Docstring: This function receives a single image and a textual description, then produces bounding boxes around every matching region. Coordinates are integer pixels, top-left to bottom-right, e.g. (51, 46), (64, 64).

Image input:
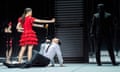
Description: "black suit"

(90, 12), (117, 65)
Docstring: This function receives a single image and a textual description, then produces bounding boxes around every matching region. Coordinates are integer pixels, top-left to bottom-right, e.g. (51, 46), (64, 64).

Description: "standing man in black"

(90, 4), (118, 66)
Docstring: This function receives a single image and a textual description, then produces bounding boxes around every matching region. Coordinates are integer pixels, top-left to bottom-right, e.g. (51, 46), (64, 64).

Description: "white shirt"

(40, 43), (50, 56)
(45, 43), (61, 58)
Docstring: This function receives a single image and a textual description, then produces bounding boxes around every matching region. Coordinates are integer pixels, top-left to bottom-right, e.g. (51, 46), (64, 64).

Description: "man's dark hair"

(58, 40), (61, 45)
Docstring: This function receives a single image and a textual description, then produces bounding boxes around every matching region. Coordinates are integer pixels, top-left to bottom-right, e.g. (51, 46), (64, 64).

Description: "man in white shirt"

(40, 39), (51, 56)
(45, 38), (64, 67)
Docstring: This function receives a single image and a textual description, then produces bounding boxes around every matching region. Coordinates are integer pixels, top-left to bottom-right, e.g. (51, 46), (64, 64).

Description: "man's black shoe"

(113, 63), (119, 66)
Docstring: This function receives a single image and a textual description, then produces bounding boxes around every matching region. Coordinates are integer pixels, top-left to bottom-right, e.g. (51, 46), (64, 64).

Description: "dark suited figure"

(90, 4), (118, 66)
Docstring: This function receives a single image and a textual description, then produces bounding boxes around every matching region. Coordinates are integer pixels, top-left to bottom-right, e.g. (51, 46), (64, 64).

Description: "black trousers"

(30, 50), (50, 67)
(4, 50), (50, 68)
(95, 34), (116, 65)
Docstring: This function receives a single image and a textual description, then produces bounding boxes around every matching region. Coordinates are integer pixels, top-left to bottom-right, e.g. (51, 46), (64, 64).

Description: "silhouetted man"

(90, 4), (118, 66)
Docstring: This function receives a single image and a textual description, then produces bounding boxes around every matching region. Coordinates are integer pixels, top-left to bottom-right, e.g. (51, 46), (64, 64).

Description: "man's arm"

(90, 15), (96, 37)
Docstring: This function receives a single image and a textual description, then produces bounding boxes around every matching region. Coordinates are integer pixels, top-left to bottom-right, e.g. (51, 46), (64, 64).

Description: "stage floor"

(0, 51), (120, 72)
(0, 63), (120, 72)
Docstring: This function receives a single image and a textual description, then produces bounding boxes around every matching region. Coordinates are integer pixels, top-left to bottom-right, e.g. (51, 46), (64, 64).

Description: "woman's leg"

(8, 47), (12, 61)
(6, 49), (9, 63)
(8, 39), (13, 62)
(18, 45), (27, 63)
(6, 47), (12, 63)
(6, 39), (9, 63)
(6, 41), (11, 63)
(27, 45), (33, 62)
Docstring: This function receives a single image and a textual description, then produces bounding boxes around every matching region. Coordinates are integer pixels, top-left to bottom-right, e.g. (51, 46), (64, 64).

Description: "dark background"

(0, 0), (55, 57)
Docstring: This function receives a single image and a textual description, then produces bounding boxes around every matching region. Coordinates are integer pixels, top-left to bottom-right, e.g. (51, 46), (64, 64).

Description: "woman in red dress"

(16, 8), (55, 63)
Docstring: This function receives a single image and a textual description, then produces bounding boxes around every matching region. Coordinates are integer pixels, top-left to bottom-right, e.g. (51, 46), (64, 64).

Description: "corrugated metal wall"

(55, 0), (88, 63)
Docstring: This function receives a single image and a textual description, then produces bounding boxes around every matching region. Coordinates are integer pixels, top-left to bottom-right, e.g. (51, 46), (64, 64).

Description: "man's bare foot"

(60, 64), (64, 67)
(50, 65), (55, 67)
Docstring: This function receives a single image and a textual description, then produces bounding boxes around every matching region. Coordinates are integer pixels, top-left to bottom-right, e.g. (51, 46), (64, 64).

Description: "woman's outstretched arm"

(33, 23), (44, 28)
(34, 18), (55, 23)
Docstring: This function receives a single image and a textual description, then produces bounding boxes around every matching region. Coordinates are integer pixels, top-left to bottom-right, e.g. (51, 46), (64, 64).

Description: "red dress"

(18, 16), (38, 46)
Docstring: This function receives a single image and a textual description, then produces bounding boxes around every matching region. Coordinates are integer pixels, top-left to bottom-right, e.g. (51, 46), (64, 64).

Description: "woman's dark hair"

(21, 8), (32, 24)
